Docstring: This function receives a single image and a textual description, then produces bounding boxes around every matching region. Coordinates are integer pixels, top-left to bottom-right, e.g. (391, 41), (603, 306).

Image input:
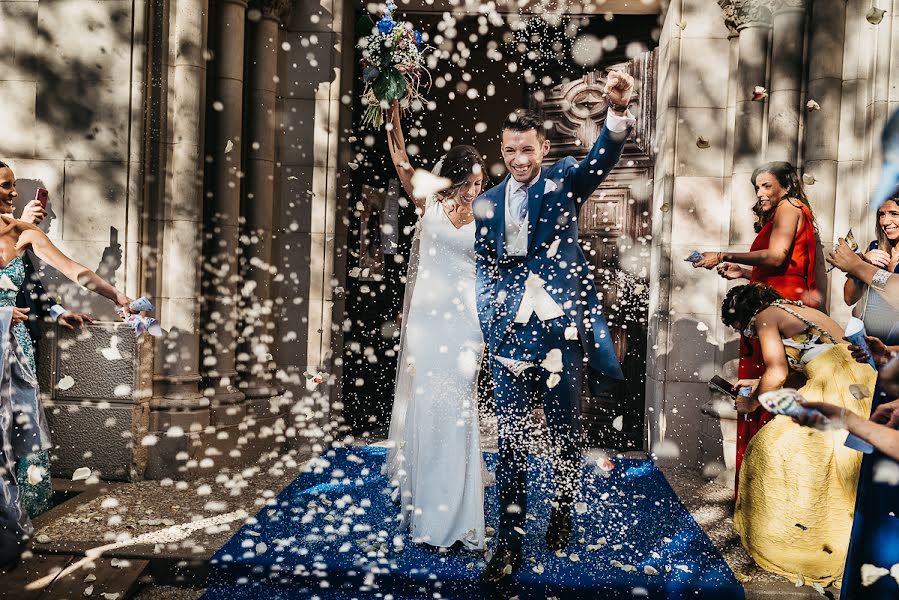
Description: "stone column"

(240, 0), (293, 402)
(803, 0), (845, 312)
(146, 0), (209, 477)
(765, 0), (808, 163)
(721, 0), (772, 246)
(202, 0), (247, 411)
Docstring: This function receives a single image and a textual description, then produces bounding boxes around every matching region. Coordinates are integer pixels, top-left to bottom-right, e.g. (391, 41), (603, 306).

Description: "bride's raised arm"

(11, 219), (133, 312)
(385, 101), (426, 213)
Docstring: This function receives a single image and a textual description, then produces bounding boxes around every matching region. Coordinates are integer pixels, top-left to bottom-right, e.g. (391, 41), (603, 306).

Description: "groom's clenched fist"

(604, 69), (635, 114)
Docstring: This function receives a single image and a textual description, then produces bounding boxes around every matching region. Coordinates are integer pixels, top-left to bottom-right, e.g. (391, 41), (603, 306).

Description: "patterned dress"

(1, 256), (52, 517)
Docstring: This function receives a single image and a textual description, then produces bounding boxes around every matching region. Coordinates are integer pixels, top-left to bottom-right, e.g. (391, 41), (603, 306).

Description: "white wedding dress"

(384, 196), (487, 550)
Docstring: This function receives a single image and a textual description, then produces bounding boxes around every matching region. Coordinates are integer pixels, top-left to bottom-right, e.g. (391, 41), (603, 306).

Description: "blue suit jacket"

(474, 124), (629, 393)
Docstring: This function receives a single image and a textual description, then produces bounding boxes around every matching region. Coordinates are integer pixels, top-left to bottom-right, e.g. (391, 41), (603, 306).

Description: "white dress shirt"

(504, 174), (540, 257)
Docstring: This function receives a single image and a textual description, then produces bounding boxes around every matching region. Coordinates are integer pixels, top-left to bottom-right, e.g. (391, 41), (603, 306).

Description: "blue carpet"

(203, 446), (744, 599)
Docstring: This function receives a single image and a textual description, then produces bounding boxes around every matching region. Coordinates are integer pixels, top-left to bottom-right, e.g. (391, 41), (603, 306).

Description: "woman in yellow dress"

(721, 283), (876, 586)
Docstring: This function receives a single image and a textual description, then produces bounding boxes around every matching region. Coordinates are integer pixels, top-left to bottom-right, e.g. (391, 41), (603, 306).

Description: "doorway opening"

(339, 10), (658, 451)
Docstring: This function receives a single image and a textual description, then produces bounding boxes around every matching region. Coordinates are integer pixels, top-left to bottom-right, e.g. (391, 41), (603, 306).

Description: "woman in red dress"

(693, 161), (819, 490)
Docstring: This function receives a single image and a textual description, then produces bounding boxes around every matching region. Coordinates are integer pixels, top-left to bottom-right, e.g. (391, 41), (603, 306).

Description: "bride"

(382, 101), (490, 550)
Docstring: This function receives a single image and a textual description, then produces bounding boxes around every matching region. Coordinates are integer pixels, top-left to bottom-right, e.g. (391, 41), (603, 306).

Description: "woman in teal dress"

(0, 161), (134, 532)
(5, 253), (53, 516)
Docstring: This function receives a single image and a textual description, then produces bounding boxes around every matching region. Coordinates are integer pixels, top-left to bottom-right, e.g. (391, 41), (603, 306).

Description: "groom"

(474, 70), (634, 583)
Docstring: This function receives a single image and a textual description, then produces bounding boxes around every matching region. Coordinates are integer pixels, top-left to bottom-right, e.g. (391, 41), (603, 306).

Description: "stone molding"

(718, 0), (773, 31)
(248, 0), (293, 24)
(762, 0), (809, 15)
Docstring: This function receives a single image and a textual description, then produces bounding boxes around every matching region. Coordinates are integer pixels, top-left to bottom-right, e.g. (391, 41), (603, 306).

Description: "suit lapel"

(494, 176), (510, 260)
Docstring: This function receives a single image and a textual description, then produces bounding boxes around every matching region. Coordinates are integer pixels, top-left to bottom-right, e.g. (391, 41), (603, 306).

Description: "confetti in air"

(410, 169), (452, 199)
(867, 7), (887, 25)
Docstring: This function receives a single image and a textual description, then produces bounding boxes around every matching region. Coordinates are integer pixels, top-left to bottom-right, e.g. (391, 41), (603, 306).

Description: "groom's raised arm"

(567, 69), (636, 207)
(568, 117), (632, 206)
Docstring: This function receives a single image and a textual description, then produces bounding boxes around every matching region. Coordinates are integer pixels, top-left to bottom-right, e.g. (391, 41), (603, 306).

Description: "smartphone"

(110, 226), (118, 246)
(35, 187), (48, 208)
(708, 375), (737, 398)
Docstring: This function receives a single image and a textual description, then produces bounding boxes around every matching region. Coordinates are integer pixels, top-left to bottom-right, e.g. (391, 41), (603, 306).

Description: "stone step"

(0, 554), (149, 600)
(746, 580), (838, 599)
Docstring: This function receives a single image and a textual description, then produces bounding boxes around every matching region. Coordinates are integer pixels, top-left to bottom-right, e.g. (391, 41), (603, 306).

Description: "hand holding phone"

(35, 187), (48, 209)
(708, 375), (737, 398)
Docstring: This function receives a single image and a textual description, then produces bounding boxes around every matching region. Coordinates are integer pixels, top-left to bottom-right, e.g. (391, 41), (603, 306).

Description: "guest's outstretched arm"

(694, 202), (802, 270)
(17, 224), (132, 311)
(797, 401), (899, 462)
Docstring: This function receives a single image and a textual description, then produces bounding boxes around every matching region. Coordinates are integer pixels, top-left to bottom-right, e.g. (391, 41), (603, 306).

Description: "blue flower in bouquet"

(414, 30), (422, 46)
(362, 66), (380, 83)
(386, 1), (397, 12)
(377, 15), (394, 34)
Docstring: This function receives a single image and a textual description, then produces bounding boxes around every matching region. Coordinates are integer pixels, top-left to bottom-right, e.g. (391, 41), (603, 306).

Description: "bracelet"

(871, 268), (892, 291)
(607, 100), (630, 114)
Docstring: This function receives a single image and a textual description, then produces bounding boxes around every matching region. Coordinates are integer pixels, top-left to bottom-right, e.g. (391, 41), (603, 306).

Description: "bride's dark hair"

(437, 145), (489, 201)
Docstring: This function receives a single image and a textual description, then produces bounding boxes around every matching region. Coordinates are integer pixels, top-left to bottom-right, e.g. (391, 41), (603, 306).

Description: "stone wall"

(647, 0), (736, 473)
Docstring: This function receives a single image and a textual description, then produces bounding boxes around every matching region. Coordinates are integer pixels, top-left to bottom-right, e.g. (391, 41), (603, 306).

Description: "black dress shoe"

(545, 506), (572, 552)
(480, 547), (522, 585)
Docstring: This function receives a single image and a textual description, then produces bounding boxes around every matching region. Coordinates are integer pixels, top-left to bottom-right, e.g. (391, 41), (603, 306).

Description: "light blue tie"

(515, 182), (530, 224)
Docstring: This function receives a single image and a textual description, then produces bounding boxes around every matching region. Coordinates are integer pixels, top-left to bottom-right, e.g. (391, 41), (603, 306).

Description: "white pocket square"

(514, 273), (565, 323)
(543, 180), (558, 194)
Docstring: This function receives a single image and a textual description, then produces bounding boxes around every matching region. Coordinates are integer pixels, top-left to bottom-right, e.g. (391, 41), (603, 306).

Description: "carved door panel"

(533, 51), (656, 450)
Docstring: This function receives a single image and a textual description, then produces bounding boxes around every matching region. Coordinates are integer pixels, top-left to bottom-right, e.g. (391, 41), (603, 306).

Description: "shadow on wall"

(5, 2), (135, 159)
(652, 315), (741, 471)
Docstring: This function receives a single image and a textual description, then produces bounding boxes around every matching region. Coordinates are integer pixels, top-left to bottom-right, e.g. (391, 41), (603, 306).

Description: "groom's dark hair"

(501, 109), (547, 141)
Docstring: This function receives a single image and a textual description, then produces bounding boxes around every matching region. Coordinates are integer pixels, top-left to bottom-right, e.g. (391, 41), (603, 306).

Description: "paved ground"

(5, 415), (838, 598)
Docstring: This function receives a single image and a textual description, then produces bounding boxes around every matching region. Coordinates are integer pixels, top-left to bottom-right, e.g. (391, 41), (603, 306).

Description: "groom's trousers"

(492, 315), (584, 551)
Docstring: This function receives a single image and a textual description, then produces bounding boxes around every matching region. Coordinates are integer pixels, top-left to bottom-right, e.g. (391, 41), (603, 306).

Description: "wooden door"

(533, 51), (656, 450)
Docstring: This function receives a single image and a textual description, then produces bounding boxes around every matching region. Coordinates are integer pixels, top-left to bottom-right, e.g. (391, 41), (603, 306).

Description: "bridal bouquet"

(358, 2), (430, 129)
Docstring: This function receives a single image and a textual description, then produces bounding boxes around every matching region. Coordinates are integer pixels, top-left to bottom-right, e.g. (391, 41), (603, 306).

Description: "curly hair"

(436, 145), (489, 201)
(721, 283), (784, 330)
(751, 162), (812, 233)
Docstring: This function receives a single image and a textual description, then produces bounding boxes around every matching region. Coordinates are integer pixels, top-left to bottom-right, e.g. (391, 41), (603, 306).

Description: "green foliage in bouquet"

(357, 5), (430, 130)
